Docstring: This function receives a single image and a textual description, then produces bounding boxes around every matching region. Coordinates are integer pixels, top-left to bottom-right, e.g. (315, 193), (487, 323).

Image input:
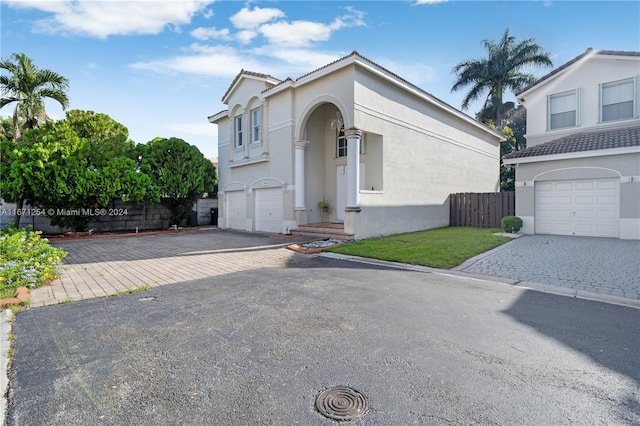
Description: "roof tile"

(503, 125), (640, 160)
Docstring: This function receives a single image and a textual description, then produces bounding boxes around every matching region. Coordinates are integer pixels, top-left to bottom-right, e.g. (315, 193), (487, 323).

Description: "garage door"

(255, 187), (283, 233)
(535, 178), (619, 237)
(226, 191), (246, 230)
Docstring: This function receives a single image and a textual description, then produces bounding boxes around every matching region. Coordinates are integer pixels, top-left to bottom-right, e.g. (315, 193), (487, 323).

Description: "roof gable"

(221, 70), (281, 104)
(517, 48), (640, 99)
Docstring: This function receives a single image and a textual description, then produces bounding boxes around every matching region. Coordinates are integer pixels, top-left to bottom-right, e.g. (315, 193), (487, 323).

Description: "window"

(602, 79), (634, 122)
(549, 91), (577, 130)
(336, 127), (365, 157)
(336, 126), (347, 157)
(250, 108), (261, 143)
(234, 115), (243, 148)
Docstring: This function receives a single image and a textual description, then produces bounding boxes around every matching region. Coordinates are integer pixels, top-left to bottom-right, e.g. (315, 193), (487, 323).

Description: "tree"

(0, 110), (159, 231)
(141, 137), (217, 226)
(0, 53), (70, 226)
(451, 28), (552, 128)
(0, 53), (70, 142)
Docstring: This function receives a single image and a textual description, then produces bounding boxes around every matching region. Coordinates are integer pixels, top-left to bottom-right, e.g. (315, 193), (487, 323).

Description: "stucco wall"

(353, 69), (501, 209)
(523, 54), (640, 146)
(513, 153), (640, 239)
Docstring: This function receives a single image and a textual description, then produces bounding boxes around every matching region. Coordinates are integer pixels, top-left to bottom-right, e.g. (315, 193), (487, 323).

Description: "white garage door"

(255, 187), (283, 233)
(535, 178), (619, 238)
(226, 191), (246, 230)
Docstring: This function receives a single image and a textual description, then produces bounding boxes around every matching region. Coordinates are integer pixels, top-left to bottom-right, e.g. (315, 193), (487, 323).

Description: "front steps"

(293, 222), (354, 240)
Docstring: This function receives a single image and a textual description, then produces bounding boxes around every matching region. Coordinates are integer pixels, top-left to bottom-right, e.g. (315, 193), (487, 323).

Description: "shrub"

(0, 226), (67, 295)
(501, 216), (523, 233)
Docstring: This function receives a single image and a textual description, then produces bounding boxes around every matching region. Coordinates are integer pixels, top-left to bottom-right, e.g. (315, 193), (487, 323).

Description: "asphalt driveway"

(4, 231), (640, 425)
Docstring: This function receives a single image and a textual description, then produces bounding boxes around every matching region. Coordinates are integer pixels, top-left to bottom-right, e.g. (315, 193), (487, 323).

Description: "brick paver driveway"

(454, 234), (640, 300)
(32, 229), (311, 307)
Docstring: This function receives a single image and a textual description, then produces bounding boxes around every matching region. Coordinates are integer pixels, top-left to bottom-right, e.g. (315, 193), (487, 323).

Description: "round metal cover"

(315, 386), (369, 421)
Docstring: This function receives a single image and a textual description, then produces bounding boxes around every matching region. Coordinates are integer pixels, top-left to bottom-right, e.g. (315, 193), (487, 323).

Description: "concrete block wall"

(1, 198), (218, 234)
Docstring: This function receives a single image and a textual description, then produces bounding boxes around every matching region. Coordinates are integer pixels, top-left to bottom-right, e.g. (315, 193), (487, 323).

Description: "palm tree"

(0, 52), (70, 226)
(451, 28), (552, 128)
(0, 52), (70, 142)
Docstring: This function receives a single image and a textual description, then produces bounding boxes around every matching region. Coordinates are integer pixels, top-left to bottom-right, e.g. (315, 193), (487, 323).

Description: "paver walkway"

(32, 229), (311, 307)
(454, 234), (640, 300)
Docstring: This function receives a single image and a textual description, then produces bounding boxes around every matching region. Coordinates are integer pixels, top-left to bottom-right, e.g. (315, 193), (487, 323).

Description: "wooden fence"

(449, 192), (515, 228)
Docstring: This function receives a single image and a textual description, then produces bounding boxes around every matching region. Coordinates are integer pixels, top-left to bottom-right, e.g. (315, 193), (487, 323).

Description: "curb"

(1, 309), (13, 426)
(319, 252), (640, 310)
(0, 287), (30, 308)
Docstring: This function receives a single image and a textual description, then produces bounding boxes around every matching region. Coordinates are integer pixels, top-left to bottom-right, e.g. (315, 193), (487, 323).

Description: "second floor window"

(549, 90), (577, 130)
(234, 115), (243, 148)
(251, 108), (261, 143)
(602, 79), (634, 122)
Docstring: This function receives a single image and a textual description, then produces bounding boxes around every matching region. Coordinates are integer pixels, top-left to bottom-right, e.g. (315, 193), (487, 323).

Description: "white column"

(294, 140), (309, 210)
(345, 128), (363, 209)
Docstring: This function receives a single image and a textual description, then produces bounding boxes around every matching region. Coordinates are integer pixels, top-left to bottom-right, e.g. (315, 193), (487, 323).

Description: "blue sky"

(1, 1), (638, 159)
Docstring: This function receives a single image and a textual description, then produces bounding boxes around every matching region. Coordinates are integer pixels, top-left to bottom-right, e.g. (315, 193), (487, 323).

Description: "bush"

(501, 216), (523, 233)
(0, 226), (67, 295)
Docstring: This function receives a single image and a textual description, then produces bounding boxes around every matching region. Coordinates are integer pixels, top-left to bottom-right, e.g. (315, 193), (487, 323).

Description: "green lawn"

(326, 227), (512, 269)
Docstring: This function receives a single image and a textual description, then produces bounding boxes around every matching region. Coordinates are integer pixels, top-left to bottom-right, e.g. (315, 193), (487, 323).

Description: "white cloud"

(229, 6), (285, 30)
(259, 7), (365, 47)
(191, 26), (232, 41)
(236, 30), (258, 45)
(260, 20), (332, 47)
(251, 47), (341, 70)
(4, 0), (215, 38)
(129, 44), (264, 78)
(414, 0), (448, 4)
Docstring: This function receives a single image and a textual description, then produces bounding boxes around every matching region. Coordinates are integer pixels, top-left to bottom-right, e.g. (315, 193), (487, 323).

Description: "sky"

(1, 1), (639, 159)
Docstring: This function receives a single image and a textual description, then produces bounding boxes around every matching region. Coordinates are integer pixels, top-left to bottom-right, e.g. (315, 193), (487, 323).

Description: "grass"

(326, 227), (512, 269)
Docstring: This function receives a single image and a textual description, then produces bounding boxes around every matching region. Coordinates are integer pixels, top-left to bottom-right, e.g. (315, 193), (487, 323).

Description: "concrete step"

(293, 224), (353, 240)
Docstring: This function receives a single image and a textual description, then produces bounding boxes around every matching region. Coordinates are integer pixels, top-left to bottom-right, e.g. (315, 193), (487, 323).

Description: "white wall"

(522, 53), (640, 146)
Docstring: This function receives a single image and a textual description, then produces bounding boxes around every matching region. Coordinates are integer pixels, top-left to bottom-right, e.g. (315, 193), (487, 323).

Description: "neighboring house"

(209, 51), (503, 240)
(503, 49), (640, 240)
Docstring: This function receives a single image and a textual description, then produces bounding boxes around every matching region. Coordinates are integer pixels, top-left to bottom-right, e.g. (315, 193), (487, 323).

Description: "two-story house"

(209, 51), (504, 240)
(503, 49), (640, 240)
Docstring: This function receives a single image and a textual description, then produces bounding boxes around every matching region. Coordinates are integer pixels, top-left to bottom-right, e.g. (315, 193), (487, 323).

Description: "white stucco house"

(503, 49), (640, 240)
(209, 51), (504, 240)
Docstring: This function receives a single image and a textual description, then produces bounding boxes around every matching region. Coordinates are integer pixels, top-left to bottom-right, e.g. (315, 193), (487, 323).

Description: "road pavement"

(6, 255), (639, 425)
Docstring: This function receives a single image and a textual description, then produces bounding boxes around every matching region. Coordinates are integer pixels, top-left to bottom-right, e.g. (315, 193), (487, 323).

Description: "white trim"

(268, 119), (295, 133)
(547, 89), (579, 131)
(222, 73), (280, 104)
(356, 103), (499, 159)
(222, 181), (247, 192)
(229, 154), (269, 168)
(296, 94), (351, 140)
(503, 146), (640, 165)
(264, 54), (504, 141)
(250, 177), (286, 189)
(208, 110), (228, 123)
(532, 166), (623, 181)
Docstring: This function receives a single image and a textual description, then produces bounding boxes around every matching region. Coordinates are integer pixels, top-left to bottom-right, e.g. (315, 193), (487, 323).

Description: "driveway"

(454, 234), (640, 302)
(30, 229), (314, 307)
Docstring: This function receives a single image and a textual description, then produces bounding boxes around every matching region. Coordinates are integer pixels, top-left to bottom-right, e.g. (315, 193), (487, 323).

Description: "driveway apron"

(454, 234), (640, 300)
(32, 229), (311, 307)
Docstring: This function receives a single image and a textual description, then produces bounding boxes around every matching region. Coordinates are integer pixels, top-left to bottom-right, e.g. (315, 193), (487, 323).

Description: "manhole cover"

(315, 386), (369, 422)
